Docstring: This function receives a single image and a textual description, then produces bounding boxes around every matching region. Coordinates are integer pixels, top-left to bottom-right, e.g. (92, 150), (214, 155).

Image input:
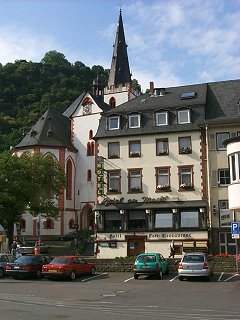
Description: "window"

(179, 136), (192, 154)
(178, 109), (190, 124)
(108, 142), (120, 158)
(89, 130), (93, 139)
(156, 167), (170, 191)
(69, 219), (75, 229)
(179, 166), (194, 190)
(219, 200), (232, 227)
(181, 211), (199, 228)
(128, 114), (141, 128)
(107, 170), (121, 193)
(104, 211), (122, 230)
(109, 97), (116, 108)
(181, 92), (197, 99)
(128, 210), (147, 230)
(87, 169), (92, 181)
(229, 153), (240, 182)
(216, 132), (229, 150)
(108, 116), (120, 130)
(44, 218), (54, 229)
(20, 219), (26, 230)
(156, 138), (169, 155)
(87, 141), (94, 156)
(156, 112), (168, 126)
(129, 140), (141, 157)
(218, 169), (230, 186)
(66, 160), (72, 200)
(128, 169), (142, 193)
(155, 212), (173, 228)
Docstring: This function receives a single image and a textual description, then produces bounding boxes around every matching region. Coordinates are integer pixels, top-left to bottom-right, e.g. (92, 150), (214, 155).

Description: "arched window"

(66, 159), (72, 200)
(87, 169), (92, 181)
(20, 219), (26, 230)
(89, 130), (93, 139)
(87, 142), (94, 156)
(44, 218), (54, 229)
(69, 218), (75, 229)
(109, 97), (116, 108)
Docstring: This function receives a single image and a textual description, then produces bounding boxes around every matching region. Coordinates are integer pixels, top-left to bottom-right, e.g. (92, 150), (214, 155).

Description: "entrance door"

(127, 236), (145, 257)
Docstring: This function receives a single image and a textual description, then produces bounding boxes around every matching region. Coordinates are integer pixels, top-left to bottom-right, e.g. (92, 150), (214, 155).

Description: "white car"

(178, 252), (213, 281)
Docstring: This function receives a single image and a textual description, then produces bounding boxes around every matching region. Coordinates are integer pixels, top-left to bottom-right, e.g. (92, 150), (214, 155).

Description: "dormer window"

(178, 109), (190, 124)
(108, 116), (120, 130)
(129, 114), (141, 128)
(156, 111), (168, 126)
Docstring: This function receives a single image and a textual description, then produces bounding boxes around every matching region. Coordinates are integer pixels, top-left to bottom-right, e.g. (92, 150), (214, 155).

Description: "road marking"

(124, 276), (134, 282)
(218, 272), (224, 282)
(224, 274), (239, 282)
(170, 275), (179, 282)
(81, 272), (108, 282)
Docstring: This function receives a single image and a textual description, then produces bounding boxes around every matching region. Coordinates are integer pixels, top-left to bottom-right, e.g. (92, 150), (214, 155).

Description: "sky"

(0, 0), (239, 92)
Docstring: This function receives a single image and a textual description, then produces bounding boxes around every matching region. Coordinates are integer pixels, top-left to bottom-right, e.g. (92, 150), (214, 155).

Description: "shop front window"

(155, 212), (173, 228)
(104, 211), (122, 230)
(128, 211), (147, 230)
(181, 210), (199, 228)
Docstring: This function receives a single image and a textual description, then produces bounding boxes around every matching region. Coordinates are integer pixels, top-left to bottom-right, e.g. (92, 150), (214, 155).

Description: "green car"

(133, 253), (169, 280)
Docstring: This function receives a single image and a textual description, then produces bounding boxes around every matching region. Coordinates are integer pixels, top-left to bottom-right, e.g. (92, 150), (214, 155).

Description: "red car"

(42, 256), (96, 280)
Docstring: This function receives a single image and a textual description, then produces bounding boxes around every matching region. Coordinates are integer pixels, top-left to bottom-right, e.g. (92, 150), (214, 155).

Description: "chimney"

(149, 82), (154, 94)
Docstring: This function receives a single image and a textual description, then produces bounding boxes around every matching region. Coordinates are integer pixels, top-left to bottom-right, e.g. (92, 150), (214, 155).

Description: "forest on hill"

(0, 50), (141, 152)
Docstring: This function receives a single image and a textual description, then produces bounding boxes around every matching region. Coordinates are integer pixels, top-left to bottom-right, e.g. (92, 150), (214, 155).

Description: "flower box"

(180, 147), (192, 154)
(159, 149), (168, 155)
(157, 184), (170, 190)
(180, 183), (192, 189)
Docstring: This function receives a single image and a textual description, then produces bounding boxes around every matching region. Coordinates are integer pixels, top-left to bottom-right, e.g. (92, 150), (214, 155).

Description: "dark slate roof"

(107, 10), (131, 87)
(63, 92), (111, 118)
(15, 109), (76, 150)
(94, 83), (207, 139)
(205, 79), (240, 125)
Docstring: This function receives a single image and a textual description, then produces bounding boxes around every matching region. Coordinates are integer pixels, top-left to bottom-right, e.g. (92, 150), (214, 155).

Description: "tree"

(0, 151), (66, 246)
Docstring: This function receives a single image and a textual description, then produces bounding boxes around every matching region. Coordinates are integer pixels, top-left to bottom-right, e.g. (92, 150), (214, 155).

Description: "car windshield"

(21, 242), (35, 247)
(51, 257), (70, 264)
(136, 255), (156, 263)
(183, 255), (204, 263)
(15, 256), (37, 263)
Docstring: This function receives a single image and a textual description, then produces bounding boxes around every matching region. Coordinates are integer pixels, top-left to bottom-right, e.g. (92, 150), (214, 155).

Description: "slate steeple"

(104, 10), (136, 107)
(108, 10), (131, 87)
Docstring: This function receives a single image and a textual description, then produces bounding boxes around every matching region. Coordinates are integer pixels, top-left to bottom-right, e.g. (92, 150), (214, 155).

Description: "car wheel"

(157, 269), (163, 280)
(134, 273), (138, 279)
(91, 267), (96, 275)
(179, 276), (183, 281)
(69, 271), (76, 280)
(0, 268), (4, 278)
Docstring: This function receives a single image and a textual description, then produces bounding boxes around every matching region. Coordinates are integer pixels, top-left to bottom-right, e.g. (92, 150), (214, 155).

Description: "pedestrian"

(16, 242), (22, 258)
(11, 240), (17, 257)
(169, 240), (175, 258)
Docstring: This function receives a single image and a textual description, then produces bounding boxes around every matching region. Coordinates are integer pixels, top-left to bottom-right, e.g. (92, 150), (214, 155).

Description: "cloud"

(0, 26), (60, 65)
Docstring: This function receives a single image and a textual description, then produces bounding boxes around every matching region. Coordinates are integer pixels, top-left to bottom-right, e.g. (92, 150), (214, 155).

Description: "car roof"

(184, 252), (206, 255)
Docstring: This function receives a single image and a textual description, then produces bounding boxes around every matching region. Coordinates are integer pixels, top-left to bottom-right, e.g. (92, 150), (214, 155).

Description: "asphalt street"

(0, 272), (239, 320)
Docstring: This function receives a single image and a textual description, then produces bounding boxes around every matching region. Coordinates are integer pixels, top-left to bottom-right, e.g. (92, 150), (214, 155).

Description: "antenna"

(118, 0), (123, 12)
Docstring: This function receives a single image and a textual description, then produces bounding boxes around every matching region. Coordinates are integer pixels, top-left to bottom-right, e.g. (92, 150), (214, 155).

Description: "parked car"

(42, 255), (96, 280)
(19, 241), (49, 254)
(58, 231), (81, 241)
(0, 253), (16, 278)
(133, 253), (169, 280)
(178, 252), (213, 281)
(5, 254), (53, 279)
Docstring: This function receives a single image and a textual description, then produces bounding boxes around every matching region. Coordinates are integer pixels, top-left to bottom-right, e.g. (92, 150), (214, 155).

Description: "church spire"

(107, 10), (131, 87)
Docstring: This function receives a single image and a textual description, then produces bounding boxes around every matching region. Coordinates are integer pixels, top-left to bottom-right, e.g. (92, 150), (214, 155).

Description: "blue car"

(133, 253), (169, 280)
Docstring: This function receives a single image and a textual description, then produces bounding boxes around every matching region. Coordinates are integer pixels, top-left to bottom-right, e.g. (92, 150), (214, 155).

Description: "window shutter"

(211, 170), (218, 187)
(209, 134), (216, 150)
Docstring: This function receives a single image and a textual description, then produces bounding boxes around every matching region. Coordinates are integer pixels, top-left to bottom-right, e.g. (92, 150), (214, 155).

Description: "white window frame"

(178, 109), (190, 124)
(156, 112), (168, 126)
(108, 116), (120, 130)
(218, 169), (230, 186)
(129, 114), (141, 128)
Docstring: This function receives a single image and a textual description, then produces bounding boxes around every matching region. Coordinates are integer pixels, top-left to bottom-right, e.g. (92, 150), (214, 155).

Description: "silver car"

(178, 252), (213, 281)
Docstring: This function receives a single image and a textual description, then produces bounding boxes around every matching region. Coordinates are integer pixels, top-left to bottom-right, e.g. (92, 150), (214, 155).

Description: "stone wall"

(86, 256), (238, 273)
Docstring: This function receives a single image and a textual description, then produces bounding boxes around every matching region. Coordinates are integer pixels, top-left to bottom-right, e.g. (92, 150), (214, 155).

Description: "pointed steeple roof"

(107, 10), (131, 87)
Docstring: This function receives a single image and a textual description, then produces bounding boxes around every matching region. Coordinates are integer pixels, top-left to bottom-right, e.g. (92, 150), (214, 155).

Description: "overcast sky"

(0, 0), (239, 91)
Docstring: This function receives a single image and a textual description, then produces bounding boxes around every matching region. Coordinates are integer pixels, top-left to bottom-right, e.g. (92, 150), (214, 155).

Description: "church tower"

(104, 10), (137, 107)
